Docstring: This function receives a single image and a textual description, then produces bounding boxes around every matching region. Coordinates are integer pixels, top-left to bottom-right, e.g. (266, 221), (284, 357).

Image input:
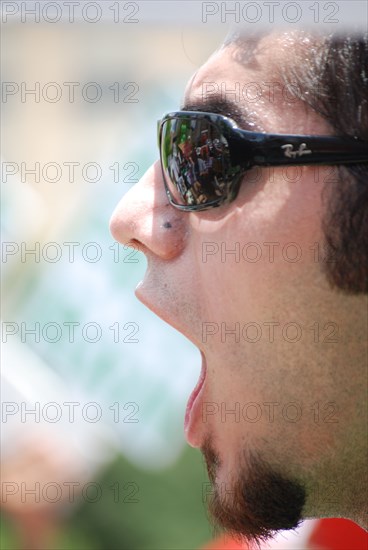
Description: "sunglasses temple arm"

(232, 132), (368, 169)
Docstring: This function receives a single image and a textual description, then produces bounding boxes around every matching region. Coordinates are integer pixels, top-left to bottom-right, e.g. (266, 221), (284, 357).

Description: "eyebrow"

(180, 97), (264, 133)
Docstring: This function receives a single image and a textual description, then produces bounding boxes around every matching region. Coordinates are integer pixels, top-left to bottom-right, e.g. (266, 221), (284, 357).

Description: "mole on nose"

(163, 221), (172, 228)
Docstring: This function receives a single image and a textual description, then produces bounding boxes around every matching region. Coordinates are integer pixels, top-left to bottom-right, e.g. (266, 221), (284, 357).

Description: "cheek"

(191, 168), (325, 321)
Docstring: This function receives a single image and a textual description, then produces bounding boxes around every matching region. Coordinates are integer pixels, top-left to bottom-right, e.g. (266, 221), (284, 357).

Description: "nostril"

(108, 159), (188, 260)
(128, 238), (142, 250)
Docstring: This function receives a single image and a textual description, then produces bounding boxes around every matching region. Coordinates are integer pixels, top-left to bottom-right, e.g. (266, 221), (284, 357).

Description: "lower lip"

(184, 352), (206, 448)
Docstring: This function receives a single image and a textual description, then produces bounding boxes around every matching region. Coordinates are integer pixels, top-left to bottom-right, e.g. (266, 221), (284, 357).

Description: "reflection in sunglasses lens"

(162, 117), (230, 206)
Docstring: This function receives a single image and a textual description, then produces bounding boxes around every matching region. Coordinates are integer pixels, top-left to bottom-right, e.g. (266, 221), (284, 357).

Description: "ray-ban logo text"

(281, 143), (312, 158)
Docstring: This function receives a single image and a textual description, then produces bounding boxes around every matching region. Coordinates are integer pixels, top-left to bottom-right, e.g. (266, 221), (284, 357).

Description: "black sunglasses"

(157, 110), (368, 211)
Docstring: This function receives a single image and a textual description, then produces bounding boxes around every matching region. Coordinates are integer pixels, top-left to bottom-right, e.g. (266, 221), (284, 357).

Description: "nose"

(109, 160), (188, 260)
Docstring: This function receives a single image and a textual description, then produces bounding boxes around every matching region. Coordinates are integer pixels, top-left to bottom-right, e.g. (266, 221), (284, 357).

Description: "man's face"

(110, 32), (367, 540)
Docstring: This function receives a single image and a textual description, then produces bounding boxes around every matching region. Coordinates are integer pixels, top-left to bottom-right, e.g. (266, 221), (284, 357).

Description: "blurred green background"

(1, 9), (226, 550)
(1, 448), (214, 549)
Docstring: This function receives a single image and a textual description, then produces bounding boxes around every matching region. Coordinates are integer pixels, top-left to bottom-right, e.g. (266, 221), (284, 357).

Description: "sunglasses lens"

(160, 116), (230, 207)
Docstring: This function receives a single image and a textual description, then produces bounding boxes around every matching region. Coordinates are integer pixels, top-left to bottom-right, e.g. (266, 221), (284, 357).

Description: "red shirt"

(202, 518), (368, 550)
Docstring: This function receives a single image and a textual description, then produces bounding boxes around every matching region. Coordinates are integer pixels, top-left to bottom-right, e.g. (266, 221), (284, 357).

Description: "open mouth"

(134, 281), (207, 447)
(184, 351), (207, 448)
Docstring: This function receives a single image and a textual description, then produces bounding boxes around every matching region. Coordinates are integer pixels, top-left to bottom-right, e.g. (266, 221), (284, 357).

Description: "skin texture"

(110, 31), (368, 540)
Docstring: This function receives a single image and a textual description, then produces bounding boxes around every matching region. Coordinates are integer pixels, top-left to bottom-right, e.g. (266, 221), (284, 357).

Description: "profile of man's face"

(110, 30), (367, 542)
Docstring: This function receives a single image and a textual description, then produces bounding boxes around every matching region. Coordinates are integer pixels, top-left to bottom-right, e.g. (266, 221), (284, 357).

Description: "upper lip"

(135, 282), (204, 352)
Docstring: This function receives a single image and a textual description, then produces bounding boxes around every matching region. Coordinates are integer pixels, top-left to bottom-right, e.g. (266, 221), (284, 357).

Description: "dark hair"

(282, 33), (368, 294)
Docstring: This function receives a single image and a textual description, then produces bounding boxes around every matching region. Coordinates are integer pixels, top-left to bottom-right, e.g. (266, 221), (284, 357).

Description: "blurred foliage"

(1, 446), (213, 550)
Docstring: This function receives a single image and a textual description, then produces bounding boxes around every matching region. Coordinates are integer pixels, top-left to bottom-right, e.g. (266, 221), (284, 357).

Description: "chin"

(201, 437), (306, 544)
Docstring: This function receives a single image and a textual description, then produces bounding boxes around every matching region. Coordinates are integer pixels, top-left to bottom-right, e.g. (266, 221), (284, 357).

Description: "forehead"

(188, 33), (287, 84)
(183, 31), (321, 135)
